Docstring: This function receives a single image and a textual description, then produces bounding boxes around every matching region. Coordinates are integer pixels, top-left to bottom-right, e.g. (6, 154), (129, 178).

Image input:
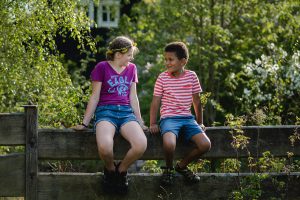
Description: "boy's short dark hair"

(164, 42), (189, 60)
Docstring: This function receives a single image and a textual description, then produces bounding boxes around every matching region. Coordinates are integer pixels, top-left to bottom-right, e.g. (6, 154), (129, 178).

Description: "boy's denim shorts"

(94, 105), (138, 134)
(159, 115), (204, 142)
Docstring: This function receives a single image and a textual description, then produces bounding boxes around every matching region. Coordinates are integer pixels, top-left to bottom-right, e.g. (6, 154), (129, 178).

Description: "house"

(57, 0), (140, 76)
(88, 0), (121, 28)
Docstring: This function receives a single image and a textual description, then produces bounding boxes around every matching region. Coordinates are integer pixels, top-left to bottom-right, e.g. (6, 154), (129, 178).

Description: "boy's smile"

(164, 52), (187, 77)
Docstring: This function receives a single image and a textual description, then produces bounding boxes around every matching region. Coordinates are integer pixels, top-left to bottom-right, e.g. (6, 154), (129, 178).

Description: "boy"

(149, 42), (211, 185)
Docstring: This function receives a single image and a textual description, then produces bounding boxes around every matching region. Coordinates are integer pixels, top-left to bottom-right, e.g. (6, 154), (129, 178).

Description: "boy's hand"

(150, 124), (160, 134)
(71, 124), (88, 131)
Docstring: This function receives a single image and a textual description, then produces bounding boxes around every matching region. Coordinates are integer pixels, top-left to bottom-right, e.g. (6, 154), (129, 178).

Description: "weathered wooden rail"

(0, 106), (300, 199)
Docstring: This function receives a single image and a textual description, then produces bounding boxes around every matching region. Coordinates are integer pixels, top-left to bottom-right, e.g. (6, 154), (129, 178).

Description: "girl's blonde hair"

(106, 36), (138, 61)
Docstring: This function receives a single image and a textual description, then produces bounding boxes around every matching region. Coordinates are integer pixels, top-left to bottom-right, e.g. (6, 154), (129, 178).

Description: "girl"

(73, 36), (147, 194)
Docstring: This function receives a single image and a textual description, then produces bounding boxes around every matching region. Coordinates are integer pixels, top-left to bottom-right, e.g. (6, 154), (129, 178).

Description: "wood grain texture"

(38, 126), (300, 160)
(38, 172), (300, 200)
(25, 106), (38, 200)
(0, 153), (25, 196)
(0, 113), (25, 145)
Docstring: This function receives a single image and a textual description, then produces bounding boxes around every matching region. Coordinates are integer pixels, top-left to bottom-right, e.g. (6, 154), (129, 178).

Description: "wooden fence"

(0, 106), (300, 200)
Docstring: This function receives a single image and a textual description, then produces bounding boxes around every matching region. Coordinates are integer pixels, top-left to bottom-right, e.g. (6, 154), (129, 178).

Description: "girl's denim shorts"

(159, 115), (204, 142)
(94, 105), (138, 134)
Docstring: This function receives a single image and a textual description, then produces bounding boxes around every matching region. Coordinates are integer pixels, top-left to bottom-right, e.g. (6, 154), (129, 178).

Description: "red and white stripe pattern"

(154, 70), (202, 118)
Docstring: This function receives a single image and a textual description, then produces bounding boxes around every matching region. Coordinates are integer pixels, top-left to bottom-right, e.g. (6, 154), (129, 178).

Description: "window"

(88, 0), (120, 28)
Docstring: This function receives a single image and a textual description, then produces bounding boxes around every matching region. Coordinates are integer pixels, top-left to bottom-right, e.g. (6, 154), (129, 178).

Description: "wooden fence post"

(24, 105), (38, 200)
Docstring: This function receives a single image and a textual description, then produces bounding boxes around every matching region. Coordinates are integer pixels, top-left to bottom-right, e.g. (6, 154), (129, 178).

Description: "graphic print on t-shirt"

(107, 75), (130, 96)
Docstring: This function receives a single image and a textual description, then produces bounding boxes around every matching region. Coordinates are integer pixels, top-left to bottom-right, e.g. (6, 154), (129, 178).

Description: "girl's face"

(118, 48), (134, 67)
(164, 52), (186, 76)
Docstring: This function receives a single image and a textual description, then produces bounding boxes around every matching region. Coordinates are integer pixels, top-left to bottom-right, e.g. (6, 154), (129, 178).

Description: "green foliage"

(224, 113), (300, 199)
(289, 121), (300, 147)
(230, 174), (268, 200)
(188, 159), (211, 173)
(247, 108), (267, 126)
(117, 0), (300, 125)
(256, 151), (286, 173)
(142, 159), (211, 173)
(0, 146), (24, 155)
(142, 160), (162, 173)
(220, 159), (241, 173)
(229, 45), (300, 125)
(0, 0), (95, 127)
(225, 114), (249, 151)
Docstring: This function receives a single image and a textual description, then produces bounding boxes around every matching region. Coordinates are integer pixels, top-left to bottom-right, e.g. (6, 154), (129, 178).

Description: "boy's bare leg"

(96, 121), (116, 171)
(118, 121), (147, 172)
(177, 132), (211, 168)
(163, 132), (177, 167)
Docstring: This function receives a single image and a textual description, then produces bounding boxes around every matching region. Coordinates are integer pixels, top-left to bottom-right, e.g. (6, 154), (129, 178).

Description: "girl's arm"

(149, 95), (161, 134)
(129, 82), (144, 126)
(73, 81), (102, 130)
(192, 93), (203, 125)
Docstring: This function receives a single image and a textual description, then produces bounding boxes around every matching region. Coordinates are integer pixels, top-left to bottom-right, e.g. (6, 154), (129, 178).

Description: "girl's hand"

(200, 124), (206, 131)
(141, 124), (149, 132)
(71, 124), (88, 131)
(138, 121), (149, 132)
(150, 124), (160, 134)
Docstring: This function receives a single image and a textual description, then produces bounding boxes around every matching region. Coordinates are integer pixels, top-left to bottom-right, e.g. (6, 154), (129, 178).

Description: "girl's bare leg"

(118, 121), (147, 172)
(96, 121), (116, 171)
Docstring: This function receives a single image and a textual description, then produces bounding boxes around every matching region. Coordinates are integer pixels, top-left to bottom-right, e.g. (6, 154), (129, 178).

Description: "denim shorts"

(159, 115), (204, 142)
(94, 105), (138, 134)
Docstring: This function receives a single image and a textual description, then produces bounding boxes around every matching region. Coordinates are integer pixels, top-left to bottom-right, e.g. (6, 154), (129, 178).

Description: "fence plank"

(207, 126), (300, 158)
(0, 113), (25, 145)
(25, 106), (38, 200)
(38, 172), (300, 200)
(38, 126), (300, 160)
(0, 153), (25, 196)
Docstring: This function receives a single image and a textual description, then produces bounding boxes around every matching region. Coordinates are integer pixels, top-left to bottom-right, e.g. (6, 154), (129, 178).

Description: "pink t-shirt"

(153, 70), (202, 119)
(91, 61), (138, 106)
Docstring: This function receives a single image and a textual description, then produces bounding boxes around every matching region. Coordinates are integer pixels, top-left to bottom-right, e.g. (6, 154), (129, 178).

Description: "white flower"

(282, 50), (288, 59)
(271, 64), (279, 72)
(268, 43), (275, 50)
(244, 64), (253, 75)
(243, 88), (251, 96)
(145, 62), (154, 70)
(229, 72), (235, 79)
(255, 59), (261, 66)
(156, 54), (163, 62)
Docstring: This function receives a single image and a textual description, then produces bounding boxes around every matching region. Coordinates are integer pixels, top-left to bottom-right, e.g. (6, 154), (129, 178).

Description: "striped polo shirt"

(153, 70), (202, 119)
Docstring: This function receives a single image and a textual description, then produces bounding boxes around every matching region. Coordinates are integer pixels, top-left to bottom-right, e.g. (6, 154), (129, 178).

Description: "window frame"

(88, 0), (120, 28)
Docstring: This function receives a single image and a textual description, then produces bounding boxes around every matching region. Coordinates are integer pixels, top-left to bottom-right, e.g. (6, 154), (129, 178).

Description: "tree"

(117, 0), (300, 125)
(0, 0), (96, 127)
(230, 44), (300, 124)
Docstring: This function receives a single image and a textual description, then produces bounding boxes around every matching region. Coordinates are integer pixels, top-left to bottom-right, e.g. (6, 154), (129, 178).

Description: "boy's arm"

(149, 95), (161, 134)
(192, 93), (204, 125)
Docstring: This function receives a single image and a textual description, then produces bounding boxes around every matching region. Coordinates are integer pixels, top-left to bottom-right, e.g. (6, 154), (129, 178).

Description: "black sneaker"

(102, 168), (116, 193)
(160, 166), (175, 186)
(115, 163), (129, 194)
(175, 163), (200, 183)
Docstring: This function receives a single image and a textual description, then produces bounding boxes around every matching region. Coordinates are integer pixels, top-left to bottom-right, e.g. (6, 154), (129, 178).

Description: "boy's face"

(164, 52), (187, 76)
